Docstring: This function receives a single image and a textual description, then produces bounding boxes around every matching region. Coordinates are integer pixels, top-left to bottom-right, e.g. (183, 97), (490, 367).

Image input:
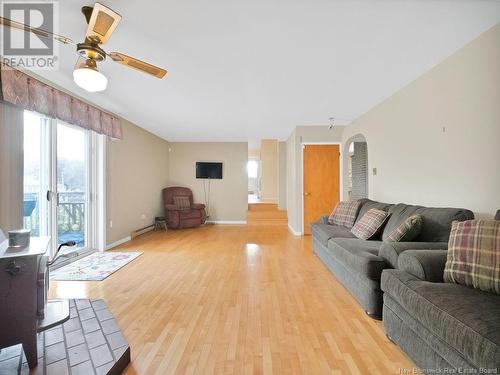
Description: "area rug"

(50, 251), (142, 281)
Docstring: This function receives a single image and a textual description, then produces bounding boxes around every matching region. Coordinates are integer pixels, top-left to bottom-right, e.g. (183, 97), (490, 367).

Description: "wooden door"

(303, 145), (340, 235)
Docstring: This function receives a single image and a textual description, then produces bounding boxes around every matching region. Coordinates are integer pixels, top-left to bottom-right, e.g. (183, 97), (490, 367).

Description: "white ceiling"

(21, 0), (500, 142)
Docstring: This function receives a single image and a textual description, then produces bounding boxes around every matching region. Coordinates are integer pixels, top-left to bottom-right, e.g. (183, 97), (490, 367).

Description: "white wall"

(168, 142), (248, 222)
(260, 139), (278, 202)
(342, 23), (500, 218)
(278, 142), (287, 210)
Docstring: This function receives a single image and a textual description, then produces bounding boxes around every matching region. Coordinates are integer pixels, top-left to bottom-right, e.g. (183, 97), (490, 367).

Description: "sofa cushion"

(328, 200), (362, 228)
(382, 270), (500, 369)
(351, 209), (389, 240)
(355, 199), (393, 224)
(328, 238), (386, 280)
(382, 203), (474, 242)
(444, 220), (500, 295)
(310, 223), (355, 247)
(385, 214), (423, 242)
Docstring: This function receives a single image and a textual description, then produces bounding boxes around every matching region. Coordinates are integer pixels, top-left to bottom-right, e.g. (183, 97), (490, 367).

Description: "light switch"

(373, 168), (377, 176)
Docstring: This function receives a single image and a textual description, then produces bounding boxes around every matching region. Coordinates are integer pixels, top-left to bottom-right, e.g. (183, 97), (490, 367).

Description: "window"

(56, 122), (88, 248)
(347, 137), (368, 200)
(23, 111), (104, 256)
(247, 160), (258, 179)
(23, 112), (48, 239)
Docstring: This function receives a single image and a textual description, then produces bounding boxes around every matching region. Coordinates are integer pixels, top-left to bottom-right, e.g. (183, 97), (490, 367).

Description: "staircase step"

(248, 203), (279, 212)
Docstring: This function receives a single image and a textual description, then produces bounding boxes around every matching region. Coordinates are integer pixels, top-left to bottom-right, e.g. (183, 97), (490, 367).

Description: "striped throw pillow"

(385, 214), (423, 242)
(351, 209), (389, 240)
(444, 220), (500, 295)
(328, 200), (362, 228)
(173, 196), (191, 210)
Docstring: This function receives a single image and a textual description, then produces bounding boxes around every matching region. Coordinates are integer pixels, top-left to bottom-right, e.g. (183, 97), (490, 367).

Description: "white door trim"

(90, 133), (107, 252)
(301, 142), (343, 234)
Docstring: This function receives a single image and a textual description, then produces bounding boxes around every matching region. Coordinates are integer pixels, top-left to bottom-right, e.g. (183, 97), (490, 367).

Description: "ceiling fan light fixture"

(73, 59), (107, 92)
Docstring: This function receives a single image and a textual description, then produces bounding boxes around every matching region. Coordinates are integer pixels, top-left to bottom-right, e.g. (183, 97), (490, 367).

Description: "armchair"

(162, 187), (206, 229)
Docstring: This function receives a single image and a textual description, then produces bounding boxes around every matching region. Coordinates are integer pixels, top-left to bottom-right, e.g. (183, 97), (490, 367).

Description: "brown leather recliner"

(162, 187), (206, 229)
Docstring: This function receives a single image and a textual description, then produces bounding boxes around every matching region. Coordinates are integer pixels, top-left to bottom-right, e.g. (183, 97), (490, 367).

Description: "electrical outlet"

(109, 220), (113, 228)
(141, 214), (146, 220)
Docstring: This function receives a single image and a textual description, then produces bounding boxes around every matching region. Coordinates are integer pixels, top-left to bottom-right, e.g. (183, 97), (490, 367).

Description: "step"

(248, 203), (279, 212)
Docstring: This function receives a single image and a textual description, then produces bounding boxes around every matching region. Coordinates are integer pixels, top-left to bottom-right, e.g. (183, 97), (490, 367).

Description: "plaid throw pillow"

(351, 209), (389, 240)
(444, 220), (500, 295)
(328, 200), (362, 228)
(173, 196), (191, 210)
(385, 214), (423, 242)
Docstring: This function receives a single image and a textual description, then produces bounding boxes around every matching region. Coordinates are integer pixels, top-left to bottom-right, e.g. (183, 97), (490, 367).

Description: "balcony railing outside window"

(23, 191), (85, 246)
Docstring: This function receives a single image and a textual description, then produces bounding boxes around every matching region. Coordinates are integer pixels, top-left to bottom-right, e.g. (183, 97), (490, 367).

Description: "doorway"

(302, 144), (341, 235)
(23, 111), (103, 257)
(247, 159), (260, 203)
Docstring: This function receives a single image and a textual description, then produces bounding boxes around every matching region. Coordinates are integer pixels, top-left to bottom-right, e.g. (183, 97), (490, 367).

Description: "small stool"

(154, 217), (167, 231)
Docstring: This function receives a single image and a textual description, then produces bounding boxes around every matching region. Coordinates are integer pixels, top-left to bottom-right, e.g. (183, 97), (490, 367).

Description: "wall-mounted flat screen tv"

(196, 162), (223, 179)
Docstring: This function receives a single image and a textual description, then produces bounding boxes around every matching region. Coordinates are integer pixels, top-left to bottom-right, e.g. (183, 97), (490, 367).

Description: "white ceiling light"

(73, 59), (107, 93)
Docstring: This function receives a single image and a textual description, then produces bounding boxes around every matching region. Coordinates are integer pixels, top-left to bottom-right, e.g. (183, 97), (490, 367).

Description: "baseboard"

(288, 223), (302, 236)
(205, 220), (247, 225)
(130, 224), (154, 239)
(106, 236), (131, 250)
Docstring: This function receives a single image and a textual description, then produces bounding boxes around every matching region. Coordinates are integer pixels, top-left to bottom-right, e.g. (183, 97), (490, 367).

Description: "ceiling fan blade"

(109, 52), (167, 79)
(85, 2), (121, 45)
(0, 16), (75, 45)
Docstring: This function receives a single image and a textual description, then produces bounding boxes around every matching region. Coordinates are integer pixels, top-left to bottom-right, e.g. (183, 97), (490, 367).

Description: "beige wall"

(286, 130), (298, 231)
(106, 120), (170, 244)
(248, 148), (260, 160)
(260, 139), (278, 202)
(168, 142), (248, 222)
(286, 126), (345, 233)
(278, 141), (287, 210)
(342, 23), (500, 219)
(0, 103), (24, 232)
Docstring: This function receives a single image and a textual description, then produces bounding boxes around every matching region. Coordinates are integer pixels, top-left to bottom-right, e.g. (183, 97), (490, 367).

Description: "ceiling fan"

(0, 2), (167, 92)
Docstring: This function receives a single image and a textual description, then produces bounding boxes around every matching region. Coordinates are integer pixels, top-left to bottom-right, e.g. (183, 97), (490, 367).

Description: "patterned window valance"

(0, 65), (122, 139)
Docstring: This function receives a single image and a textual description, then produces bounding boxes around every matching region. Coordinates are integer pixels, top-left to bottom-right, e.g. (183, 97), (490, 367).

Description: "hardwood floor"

(50, 221), (414, 374)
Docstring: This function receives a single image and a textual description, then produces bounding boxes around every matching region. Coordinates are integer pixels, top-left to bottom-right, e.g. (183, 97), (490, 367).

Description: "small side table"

(154, 217), (167, 231)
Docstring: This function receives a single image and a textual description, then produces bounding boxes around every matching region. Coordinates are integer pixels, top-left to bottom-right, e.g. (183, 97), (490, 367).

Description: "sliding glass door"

(23, 112), (49, 240)
(23, 112), (95, 257)
(56, 123), (88, 249)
